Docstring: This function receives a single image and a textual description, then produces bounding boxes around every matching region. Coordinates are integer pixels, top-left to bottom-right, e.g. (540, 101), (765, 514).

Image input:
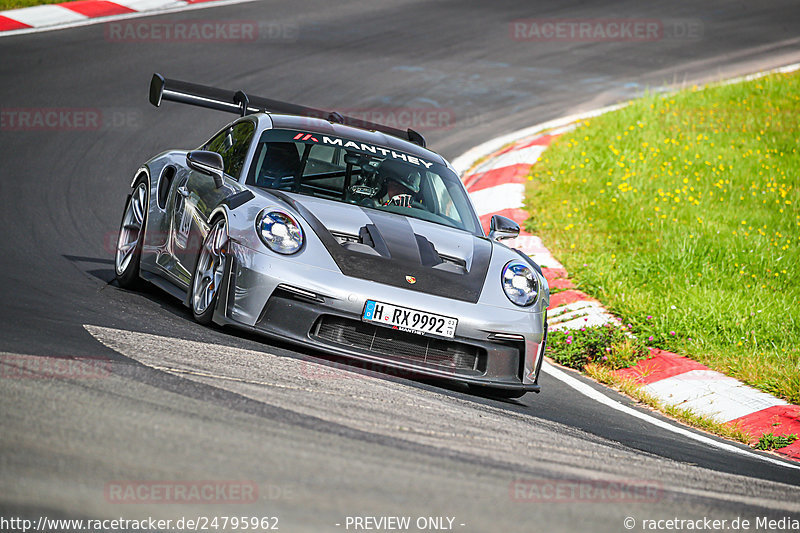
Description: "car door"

(170, 120), (255, 285)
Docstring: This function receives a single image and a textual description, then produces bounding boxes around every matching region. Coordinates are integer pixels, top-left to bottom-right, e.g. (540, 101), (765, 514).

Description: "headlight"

(502, 261), (538, 307)
(256, 210), (304, 254)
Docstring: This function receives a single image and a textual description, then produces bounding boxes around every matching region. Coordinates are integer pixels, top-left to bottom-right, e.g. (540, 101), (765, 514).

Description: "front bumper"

(215, 243), (547, 392)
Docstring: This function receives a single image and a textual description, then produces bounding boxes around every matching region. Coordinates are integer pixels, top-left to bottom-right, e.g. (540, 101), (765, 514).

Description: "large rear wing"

(148, 73), (426, 148)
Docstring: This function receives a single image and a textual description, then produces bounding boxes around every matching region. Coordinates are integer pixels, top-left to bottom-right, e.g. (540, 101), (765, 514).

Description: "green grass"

(754, 432), (798, 450)
(548, 324), (754, 445)
(548, 323), (650, 370)
(0, 0), (65, 9)
(528, 71), (800, 404)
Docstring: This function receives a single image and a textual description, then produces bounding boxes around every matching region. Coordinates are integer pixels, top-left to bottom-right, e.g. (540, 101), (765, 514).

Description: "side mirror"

(489, 214), (519, 241)
(187, 150), (225, 188)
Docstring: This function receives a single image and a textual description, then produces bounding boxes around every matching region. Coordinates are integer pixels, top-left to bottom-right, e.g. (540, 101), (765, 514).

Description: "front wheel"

(190, 218), (228, 325)
(115, 180), (148, 288)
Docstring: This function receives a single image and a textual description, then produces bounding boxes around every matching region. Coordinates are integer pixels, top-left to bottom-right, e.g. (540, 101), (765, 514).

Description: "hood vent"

(332, 226), (467, 274)
(267, 189), (491, 303)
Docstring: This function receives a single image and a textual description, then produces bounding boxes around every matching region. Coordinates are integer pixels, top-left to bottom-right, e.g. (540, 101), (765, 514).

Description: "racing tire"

(114, 178), (148, 289)
(190, 217), (228, 325)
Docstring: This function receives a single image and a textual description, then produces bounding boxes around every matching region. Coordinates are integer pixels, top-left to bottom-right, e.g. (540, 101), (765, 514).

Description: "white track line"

(542, 361), (800, 470)
(453, 62), (800, 176)
(457, 61), (800, 470)
(470, 144), (547, 174)
(110, 0), (185, 10)
(452, 106), (621, 175)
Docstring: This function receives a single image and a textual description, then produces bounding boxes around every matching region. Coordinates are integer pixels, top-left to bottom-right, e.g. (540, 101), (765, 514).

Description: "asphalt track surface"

(2, 1), (800, 531)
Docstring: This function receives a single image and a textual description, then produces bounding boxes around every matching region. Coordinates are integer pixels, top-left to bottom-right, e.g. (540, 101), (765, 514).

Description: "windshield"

(245, 128), (482, 235)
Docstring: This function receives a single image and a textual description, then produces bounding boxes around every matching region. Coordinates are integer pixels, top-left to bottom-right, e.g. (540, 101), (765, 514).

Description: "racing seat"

(255, 142), (301, 188)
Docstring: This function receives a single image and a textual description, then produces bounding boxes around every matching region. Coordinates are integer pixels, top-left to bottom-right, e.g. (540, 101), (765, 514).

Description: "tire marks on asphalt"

(82, 325), (800, 513)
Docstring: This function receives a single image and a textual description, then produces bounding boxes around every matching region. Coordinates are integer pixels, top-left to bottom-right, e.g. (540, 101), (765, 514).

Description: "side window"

(203, 121), (255, 179)
(430, 172), (462, 224)
(302, 145), (342, 177)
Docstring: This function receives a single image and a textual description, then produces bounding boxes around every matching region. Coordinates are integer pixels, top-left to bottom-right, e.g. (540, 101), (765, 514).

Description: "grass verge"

(527, 71), (800, 403)
(1, 0), (66, 10)
(548, 324), (753, 445)
(548, 323), (650, 370)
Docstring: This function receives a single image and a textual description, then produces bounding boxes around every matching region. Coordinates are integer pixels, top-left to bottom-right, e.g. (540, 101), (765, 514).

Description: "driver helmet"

(376, 158), (420, 194)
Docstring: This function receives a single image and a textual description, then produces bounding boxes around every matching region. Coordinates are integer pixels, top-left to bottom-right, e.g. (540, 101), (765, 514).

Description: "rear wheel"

(190, 218), (228, 325)
(114, 180), (148, 288)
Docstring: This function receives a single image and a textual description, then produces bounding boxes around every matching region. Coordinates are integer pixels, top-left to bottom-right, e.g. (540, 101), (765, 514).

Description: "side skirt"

(140, 269), (189, 304)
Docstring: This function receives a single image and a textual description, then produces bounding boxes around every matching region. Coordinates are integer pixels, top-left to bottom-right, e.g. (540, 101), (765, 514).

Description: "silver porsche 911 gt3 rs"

(114, 74), (549, 398)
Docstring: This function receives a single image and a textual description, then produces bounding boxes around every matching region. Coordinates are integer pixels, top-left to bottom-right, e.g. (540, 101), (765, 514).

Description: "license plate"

(363, 300), (457, 339)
